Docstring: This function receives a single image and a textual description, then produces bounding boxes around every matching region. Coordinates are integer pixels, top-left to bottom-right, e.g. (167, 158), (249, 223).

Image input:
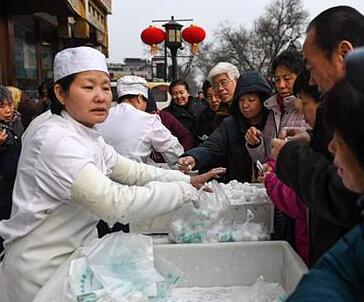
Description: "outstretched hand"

(245, 126), (262, 146)
(177, 156), (196, 173)
(190, 167), (226, 192)
(0, 129), (8, 146)
(279, 127), (311, 143)
(271, 138), (288, 160)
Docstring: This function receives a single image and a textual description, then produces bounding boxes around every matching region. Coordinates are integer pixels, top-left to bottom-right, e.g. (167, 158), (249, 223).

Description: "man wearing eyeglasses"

(207, 62), (240, 127)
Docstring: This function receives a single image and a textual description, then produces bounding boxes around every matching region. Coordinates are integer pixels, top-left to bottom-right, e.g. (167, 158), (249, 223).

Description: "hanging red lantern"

(141, 25), (165, 56)
(182, 24), (206, 54)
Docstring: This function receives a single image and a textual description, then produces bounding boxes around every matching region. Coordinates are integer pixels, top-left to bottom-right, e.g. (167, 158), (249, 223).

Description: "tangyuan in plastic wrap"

(220, 181), (270, 205)
(167, 180), (233, 243)
(62, 233), (182, 301)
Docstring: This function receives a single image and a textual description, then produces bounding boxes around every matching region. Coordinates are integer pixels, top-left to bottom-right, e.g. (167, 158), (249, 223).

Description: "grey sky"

(108, 1), (364, 62)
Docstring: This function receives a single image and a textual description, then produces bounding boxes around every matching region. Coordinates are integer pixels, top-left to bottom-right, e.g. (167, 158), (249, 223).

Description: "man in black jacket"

(273, 6), (364, 265)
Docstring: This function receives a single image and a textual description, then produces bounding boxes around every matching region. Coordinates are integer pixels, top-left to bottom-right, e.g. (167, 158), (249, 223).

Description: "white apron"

(0, 202), (98, 302)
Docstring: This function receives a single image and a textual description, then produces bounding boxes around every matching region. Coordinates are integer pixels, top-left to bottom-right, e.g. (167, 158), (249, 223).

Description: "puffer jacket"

(247, 94), (309, 163)
(264, 159), (309, 265)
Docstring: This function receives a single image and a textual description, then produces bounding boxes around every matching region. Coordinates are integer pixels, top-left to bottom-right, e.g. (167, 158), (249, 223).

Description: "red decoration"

(182, 24), (206, 54)
(141, 26), (165, 55)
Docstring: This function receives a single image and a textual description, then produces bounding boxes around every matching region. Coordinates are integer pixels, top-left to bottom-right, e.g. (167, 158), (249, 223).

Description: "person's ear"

(137, 94), (144, 103)
(338, 40), (354, 60)
(54, 84), (66, 105)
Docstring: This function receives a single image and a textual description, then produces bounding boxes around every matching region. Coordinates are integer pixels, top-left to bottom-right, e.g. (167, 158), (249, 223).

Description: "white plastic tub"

(153, 241), (308, 294)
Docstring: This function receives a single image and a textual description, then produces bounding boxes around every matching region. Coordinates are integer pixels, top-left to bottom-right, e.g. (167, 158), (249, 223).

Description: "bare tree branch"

(194, 0), (308, 78)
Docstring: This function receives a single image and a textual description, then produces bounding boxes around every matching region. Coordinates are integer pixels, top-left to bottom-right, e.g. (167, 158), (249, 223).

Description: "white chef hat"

(117, 75), (148, 99)
(53, 46), (109, 83)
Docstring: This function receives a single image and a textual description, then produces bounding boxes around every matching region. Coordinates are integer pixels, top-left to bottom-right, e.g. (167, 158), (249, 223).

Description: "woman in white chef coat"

(0, 46), (223, 302)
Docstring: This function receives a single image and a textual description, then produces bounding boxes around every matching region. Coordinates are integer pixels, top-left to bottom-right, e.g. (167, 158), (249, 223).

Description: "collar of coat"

(264, 94), (297, 113)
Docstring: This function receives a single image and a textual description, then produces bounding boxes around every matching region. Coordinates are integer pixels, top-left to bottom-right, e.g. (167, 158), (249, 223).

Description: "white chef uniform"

(0, 47), (196, 302)
(99, 102), (183, 164)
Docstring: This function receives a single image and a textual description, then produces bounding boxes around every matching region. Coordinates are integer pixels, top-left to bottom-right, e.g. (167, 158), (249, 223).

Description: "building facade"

(108, 58), (152, 81)
(0, 0), (112, 97)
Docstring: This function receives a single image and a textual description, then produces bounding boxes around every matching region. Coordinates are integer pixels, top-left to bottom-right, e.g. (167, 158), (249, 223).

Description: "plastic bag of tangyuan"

(167, 180), (233, 243)
(63, 233), (165, 301)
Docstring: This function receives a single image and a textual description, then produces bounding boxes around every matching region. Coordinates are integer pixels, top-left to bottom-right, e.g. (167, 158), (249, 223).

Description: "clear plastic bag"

(168, 183), (270, 243)
(167, 180), (234, 243)
(64, 233), (180, 301)
(231, 209), (270, 242)
(151, 255), (184, 301)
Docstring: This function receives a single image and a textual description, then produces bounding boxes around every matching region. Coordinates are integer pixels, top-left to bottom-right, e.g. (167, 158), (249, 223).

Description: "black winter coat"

(195, 107), (216, 141)
(184, 115), (262, 183)
(184, 70), (271, 182)
(0, 113), (24, 221)
(276, 101), (362, 265)
(163, 97), (206, 146)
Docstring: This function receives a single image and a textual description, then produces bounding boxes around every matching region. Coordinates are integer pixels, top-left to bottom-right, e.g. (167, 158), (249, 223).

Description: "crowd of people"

(0, 4), (363, 301)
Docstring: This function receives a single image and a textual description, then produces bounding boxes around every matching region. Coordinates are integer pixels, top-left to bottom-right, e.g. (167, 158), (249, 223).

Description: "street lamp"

(163, 16), (183, 81)
(141, 17), (205, 81)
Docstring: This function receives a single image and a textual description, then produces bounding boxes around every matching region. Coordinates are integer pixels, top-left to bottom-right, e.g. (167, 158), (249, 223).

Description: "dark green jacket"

(288, 218), (364, 301)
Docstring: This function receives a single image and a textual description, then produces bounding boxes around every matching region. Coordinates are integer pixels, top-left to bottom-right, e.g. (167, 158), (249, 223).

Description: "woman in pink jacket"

(260, 70), (321, 265)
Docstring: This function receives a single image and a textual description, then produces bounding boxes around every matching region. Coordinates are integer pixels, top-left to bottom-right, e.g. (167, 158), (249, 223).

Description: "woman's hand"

(0, 129), (8, 146)
(245, 126), (262, 146)
(190, 167), (226, 191)
(280, 127), (311, 143)
(256, 163), (273, 183)
(177, 156), (196, 173)
(271, 138), (288, 160)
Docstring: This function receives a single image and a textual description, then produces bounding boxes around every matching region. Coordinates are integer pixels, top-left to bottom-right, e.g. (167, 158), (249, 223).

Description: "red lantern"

(182, 24), (206, 54)
(141, 25), (165, 56)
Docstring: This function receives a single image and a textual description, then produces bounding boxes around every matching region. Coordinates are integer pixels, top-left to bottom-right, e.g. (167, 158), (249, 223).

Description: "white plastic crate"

(154, 241), (308, 294)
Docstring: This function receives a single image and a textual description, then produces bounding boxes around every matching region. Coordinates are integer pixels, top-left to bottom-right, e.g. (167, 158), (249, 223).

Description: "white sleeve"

(71, 163), (198, 224)
(110, 154), (190, 185)
(150, 117), (184, 165)
(99, 137), (118, 175)
(37, 134), (95, 202)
